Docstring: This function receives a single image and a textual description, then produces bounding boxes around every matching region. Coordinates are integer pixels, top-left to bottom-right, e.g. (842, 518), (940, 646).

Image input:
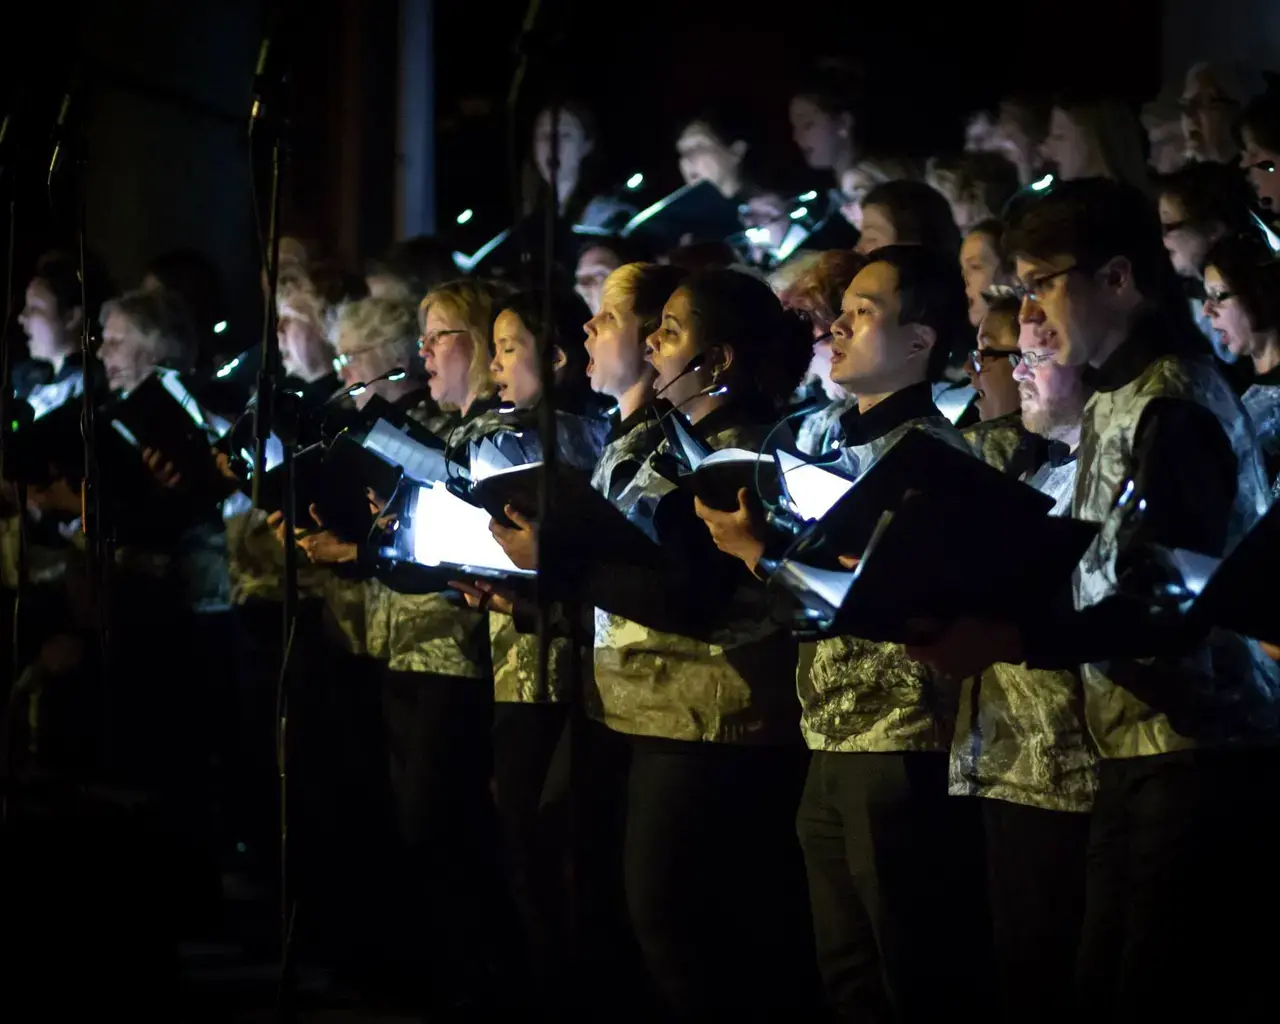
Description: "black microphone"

(652, 349), (715, 402)
(248, 32), (278, 136)
(47, 72), (78, 188)
(323, 366), (408, 406)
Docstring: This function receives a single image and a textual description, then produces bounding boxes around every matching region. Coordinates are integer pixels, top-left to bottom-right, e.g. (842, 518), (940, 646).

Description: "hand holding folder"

(466, 460), (663, 573)
(651, 408), (785, 512)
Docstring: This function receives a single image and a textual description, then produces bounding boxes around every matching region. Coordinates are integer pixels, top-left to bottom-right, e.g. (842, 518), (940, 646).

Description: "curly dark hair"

(680, 268), (813, 405)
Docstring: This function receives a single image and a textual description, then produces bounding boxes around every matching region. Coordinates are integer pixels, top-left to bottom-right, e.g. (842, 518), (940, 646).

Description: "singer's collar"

(610, 403), (658, 443)
(841, 381), (938, 445)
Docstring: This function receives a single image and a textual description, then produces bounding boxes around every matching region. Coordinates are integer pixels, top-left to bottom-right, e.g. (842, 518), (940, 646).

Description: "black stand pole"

(0, 118), (23, 816)
(246, 24), (298, 1021)
(46, 77), (113, 772)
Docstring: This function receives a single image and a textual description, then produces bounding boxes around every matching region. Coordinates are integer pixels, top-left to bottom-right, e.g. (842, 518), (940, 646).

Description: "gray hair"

(99, 288), (198, 373)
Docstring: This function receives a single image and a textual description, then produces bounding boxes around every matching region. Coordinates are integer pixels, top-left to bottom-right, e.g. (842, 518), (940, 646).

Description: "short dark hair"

(680, 268), (812, 405)
(492, 284), (594, 405)
(862, 244), (971, 382)
(1158, 162), (1257, 238)
(1203, 233), (1280, 335)
(1004, 177), (1181, 306)
(33, 249), (113, 326)
(862, 180), (962, 257)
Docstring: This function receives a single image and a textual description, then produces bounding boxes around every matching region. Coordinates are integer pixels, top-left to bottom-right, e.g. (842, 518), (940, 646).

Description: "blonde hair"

(336, 296), (419, 368)
(418, 279), (507, 406)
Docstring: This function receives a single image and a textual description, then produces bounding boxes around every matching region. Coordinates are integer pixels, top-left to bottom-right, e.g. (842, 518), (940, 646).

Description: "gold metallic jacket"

(800, 407), (971, 754)
(1074, 349), (1280, 758)
(950, 453), (1098, 812)
(487, 409), (606, 703)
(591, 414), (800, 745)
(364, 399), (509, 678)
(962, 411), (1026, 474)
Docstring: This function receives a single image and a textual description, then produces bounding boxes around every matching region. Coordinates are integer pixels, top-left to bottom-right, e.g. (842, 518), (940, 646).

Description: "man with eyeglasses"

(912, 178), (1280, 1020)
(961, 293), (1036, 474)
(950, 315), (1096, 1023)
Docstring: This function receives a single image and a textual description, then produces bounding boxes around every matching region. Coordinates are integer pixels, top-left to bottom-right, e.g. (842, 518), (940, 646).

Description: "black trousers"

(1077, 749), (1280, 1023)
(982, 799), (1090, 1024)
(491, 700), (572, 1006)
(379, 667), (504, 1010)
(623, 738), (820, 1017)
(798, 750), (992, 1024)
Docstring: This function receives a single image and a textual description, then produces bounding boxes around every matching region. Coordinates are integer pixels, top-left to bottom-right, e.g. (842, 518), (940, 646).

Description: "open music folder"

(465, 460), (664, 571)
(783, 428), (1052, 567)
(772, 493), (1097, 644)
(652, 408), (786, 512)
(1166, 499), (1280, 646)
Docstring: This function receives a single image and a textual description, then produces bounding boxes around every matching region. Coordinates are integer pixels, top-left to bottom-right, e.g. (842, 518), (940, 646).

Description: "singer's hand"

(837, 555), (861, 570)
(215, 451), (243, 483)
(296, 504), (357, 564)
(142, 447), (182, 489)
(267, 509), (287, 546)
(1260, 641), (1280, 662)
(449, 579), (516, 615)
(490, 505), (538, 570)
(27, 475), (82, 518)
(695, 488), (766, 571)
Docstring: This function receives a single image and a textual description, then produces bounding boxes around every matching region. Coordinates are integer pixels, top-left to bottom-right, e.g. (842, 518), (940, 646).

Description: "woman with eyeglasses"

(1202, 233), (1280, 498)
(286, 280), (513, 1013)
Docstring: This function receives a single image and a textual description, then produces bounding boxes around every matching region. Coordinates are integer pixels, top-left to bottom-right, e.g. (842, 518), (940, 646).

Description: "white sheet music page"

(410, 481), (530, 575)
(363, 419), (448, 483)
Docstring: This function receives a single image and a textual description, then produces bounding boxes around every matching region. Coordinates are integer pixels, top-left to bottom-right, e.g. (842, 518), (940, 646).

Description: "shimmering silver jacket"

(1074, 351), (1280, 758)
(800, 415), (971, 753)
(796, 397), (856, 457)
(1242, 382), (1280, 502)
(950, 452), (1098, 812)
(592, 417), (800, 745)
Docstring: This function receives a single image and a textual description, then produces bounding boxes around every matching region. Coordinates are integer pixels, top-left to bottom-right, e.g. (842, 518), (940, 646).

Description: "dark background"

(0, 0), (1203, 361)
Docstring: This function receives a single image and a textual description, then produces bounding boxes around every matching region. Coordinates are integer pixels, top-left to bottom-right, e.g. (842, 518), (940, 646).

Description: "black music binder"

(466, 460), (663, 571)
(775, 494), (1096, 643)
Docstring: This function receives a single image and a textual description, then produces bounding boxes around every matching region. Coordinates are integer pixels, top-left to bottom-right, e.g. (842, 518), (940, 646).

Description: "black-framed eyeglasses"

(1246, 159), (1277, 175)
(1162, 219), (1189, 235)
(1204, 289), (1236, 305)
(1011, 263), (1076, 303)
(969, 348), (1019, 373)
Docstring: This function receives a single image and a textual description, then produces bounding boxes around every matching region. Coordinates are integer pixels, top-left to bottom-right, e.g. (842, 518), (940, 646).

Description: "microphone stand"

(0, 113), (23, 816)
(48, 76), (113, 771)
(246, 24), (298, 1022)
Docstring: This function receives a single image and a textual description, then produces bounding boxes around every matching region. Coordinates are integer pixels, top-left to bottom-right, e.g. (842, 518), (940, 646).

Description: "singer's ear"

(908, 324), (936, 363)
(709, 343), (734, 379)
(551, 345), (568, 373)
